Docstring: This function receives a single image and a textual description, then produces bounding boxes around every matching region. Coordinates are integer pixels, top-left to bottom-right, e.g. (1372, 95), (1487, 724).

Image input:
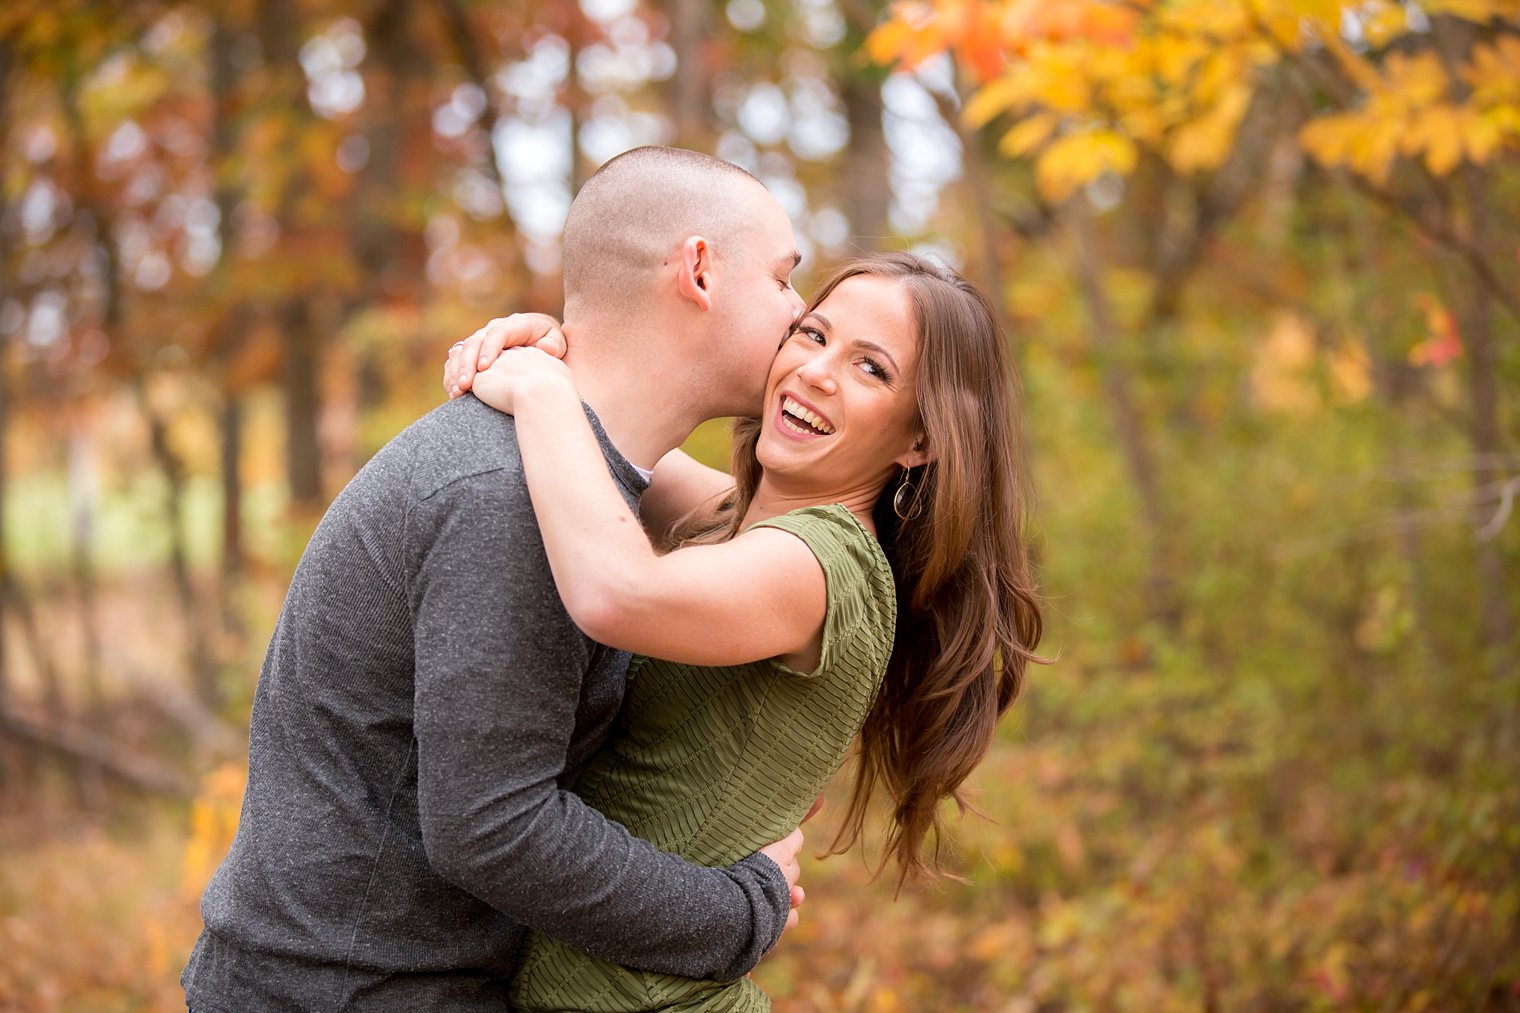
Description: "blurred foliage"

(2, 0), (1518, 1010)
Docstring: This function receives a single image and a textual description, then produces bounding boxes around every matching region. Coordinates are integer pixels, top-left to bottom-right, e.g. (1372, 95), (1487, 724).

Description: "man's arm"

(406, 465), (793, 981)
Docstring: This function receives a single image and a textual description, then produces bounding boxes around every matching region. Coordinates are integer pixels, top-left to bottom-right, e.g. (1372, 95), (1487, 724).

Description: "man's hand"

(444, 313), (568, 398)
(757, 827), (806, 934)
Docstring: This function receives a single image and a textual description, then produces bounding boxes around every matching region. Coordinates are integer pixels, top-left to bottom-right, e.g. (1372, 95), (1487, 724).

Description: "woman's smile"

(776, 393), (836, 438)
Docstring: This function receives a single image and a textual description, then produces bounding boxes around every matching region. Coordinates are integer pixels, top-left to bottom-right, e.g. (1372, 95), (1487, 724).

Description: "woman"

(447, 253), (1043, 1011)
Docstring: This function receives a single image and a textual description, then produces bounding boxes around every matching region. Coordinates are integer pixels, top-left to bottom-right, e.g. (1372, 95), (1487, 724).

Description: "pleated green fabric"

(508, 503), (897, 1012)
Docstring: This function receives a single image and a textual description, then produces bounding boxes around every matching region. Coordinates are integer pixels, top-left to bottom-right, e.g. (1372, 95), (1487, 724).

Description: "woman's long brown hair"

(674, 253), (1045, 886)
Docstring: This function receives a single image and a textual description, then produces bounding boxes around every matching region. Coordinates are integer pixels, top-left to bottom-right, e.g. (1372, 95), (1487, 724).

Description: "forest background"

(1, 0), (1517, 1009)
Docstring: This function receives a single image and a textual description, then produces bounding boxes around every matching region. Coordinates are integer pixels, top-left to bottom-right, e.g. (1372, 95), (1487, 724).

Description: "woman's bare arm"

(640, 450), (735, 545)
(472, 350), (825, 668)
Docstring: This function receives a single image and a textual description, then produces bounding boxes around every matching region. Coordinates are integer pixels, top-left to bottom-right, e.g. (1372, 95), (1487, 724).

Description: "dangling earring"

(893, 465), (922, 521)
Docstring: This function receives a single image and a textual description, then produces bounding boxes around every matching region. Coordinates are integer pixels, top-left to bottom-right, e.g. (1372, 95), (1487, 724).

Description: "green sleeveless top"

(507, 503), (897, 1012)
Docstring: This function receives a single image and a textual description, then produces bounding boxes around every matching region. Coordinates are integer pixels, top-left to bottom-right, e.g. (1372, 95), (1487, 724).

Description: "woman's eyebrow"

(805, 311), (833, 332)
(855, 339), (901, 375)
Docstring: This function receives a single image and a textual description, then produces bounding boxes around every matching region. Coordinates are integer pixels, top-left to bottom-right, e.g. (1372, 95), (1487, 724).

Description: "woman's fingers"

(757, 825), (805, 913)
(782, 882), (804, 933)
(455, 325), (492, 393)
(449, 314), (568, 397)
(443, 341), (468, 398)
(528, 315), (567, 358)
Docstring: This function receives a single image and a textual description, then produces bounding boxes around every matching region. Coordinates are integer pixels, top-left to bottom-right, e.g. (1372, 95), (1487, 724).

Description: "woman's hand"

(470, 346), (576, 416)
(444, 313), (567, 399)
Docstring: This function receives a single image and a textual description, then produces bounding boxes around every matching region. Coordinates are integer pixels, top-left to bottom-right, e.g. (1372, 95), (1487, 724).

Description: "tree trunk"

(218, 391), (245, 640)
(354, 2), (409, 294)
(1456, 165), (1512, 688)
(0, 36), (13, 707)
(0, 334), (7, 711)
(928, 72), (1020, 374)
(256, 0), (325, 514)
(281, 298), (324, 512)
(210, 12), (246, 644)
(841, 79), (891, 252)
(2, 576), (63, 720)
(1072, 204), (1178, 631)
(664, 0), (714, 147)
(67, 421), (103, 709)
(137, 378), (219, 708)
(1429, 17), (1514, 692)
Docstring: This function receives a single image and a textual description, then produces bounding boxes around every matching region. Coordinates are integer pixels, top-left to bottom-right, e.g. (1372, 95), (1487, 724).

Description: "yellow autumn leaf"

(1384, 51), (1450, 108)
(864, 3), (946, 68)
(1331, 337), (1372, 404)
(1487, 104), (1520, 137)
(1168, 83), (1252, 172)
(864, 19), (914, 66)
(1459, 106), (1506, 161)
(1256, 6), (1308, 49)
(998, 111), (1060, 157)
(1423, 0), (1520, 23)
(1037, 898), (1083, 949)
(1027, 43), (1094, 112)
(1172, 0), (1253, 40)
(1363, 1), (1411, 48)
(1251, 311), (1320, 415)
(1347, 114), (1402, 183)
(1462, 36), (1520, 108)
(1318, 30), (1384, 93)
(1035, 130), (1138, 201)
(963, 73), (1035, 127)
(1108, 69), (1161, 122)
(1119, 105), (1169, 145)
(1151, 32), (1208, 86)
(1286, 0), (1347, 24)
(1407, 105), (1466, 175)
(1299, 115), (1354, 169)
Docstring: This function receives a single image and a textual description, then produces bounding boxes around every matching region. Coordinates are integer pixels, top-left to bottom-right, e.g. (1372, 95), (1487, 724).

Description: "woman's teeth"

(781, 396), (834, 436)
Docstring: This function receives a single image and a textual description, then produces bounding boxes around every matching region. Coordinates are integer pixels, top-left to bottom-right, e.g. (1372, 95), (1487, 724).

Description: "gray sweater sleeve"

(405, 465), (789, 981)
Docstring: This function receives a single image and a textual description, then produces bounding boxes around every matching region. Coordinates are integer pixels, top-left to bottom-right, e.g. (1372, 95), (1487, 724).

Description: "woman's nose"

(797, 358), (837, 393)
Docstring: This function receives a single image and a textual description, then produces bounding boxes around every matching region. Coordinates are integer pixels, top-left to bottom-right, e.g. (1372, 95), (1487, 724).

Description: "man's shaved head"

(562, 146), (773, 316)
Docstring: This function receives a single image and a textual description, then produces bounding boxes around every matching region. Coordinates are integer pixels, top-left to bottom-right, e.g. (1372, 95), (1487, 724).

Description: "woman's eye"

(794, 325), (825, 345)
(858, 357), (892, 382)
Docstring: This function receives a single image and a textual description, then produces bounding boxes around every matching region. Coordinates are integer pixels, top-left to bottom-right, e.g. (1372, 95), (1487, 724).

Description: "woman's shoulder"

(749, 504), (889, 577)
(749, 504), (896, 674)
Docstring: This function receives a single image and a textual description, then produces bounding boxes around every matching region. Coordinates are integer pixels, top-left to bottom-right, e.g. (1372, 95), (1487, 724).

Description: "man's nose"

(788, 288), (805, 321)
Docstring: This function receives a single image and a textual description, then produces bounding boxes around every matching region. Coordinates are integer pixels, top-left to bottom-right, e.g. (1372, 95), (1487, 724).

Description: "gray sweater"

(182, 395), (789, 1012)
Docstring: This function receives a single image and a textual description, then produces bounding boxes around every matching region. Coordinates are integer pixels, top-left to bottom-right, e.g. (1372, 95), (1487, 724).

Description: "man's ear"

(897, 433), (932, 469)
(676, 236), (713, 311)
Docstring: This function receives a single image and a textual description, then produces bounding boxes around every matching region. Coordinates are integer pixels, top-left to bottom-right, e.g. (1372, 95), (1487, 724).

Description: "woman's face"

(756, 274), (927, 497)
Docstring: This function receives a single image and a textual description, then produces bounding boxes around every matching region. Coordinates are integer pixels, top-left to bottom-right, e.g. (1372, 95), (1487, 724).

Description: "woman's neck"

(741, 476), (882, 535)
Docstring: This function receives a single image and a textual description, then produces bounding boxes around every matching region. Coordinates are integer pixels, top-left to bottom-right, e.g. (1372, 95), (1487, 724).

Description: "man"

(182, 147), (808, 1011)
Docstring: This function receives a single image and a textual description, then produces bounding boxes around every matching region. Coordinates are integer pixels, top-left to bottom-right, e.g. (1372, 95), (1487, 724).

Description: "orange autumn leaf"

(1409, 292), (1463, 366)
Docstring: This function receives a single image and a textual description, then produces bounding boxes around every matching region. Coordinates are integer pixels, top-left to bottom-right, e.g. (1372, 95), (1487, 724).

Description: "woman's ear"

(676, 235), (713, 311)
(898, 433), (932, 469)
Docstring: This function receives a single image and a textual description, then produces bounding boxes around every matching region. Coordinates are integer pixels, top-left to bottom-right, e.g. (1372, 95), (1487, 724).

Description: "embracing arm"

(407, 462), (796, 978)
(473, 351), (827, 667)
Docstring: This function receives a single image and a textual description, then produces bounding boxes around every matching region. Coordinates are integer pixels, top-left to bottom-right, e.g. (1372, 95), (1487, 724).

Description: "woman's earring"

(893, 466), (922, 521)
